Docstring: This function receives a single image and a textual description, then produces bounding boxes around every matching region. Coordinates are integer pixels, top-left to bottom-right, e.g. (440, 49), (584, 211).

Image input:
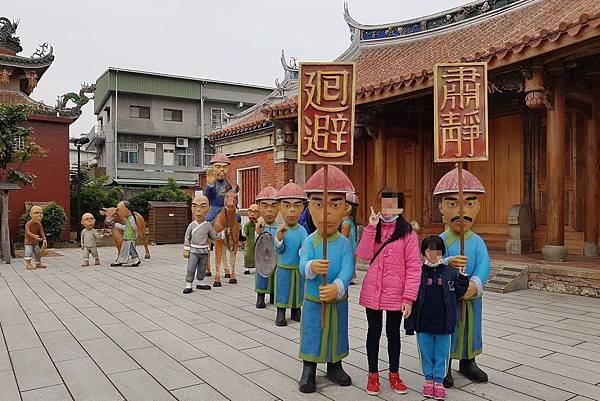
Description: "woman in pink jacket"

(356, 190), (422, 396)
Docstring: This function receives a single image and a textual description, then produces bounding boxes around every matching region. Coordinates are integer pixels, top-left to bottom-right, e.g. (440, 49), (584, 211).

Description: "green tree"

(20, 202), (67, 247)
(73, 175), (123, 226)
(128, 178), (191, 216)
(0, 104), (45, 185)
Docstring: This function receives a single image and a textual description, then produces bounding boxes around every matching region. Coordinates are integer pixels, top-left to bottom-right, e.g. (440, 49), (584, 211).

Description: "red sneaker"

(366, 373), (380, 395)
(389, 372), (408, 394)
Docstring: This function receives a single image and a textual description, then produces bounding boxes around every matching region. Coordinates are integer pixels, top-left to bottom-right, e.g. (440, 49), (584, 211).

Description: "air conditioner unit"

(176, 138), (188, 148)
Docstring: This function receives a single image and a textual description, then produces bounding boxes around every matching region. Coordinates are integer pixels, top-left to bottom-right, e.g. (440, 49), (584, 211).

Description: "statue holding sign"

(298, 166), (355, 393)
(434, 168), (490, 387)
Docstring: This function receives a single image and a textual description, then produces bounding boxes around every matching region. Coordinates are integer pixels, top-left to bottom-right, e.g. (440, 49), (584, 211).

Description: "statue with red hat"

(434, 167), (490, 387)
(254, 184), (280, 308)
(273, 181), (309, 327)
(298, 166), (355, 393)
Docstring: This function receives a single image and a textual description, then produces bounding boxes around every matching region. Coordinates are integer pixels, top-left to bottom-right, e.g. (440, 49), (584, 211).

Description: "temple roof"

(210, 0), (600, 135)
(0, 49), (54, 70)
(0, 90), (81, 120)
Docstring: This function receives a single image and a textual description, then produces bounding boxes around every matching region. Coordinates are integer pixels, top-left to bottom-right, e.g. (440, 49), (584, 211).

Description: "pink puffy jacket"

(356, 222), (422, 311)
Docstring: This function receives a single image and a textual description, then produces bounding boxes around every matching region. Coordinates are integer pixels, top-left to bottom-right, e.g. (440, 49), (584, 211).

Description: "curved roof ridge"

(343, 0), (536, 46)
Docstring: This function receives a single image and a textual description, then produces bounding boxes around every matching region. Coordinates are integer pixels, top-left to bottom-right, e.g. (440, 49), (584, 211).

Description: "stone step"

(485, 264), (529, 294)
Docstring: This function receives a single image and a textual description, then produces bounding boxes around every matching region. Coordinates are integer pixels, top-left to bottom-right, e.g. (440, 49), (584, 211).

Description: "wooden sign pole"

(321, 164), (329, 327)
(457, 162), (466, 259)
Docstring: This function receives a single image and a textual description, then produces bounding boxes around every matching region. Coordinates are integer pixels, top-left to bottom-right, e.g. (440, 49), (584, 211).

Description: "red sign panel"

(434, 62), (488, 162)
(298, 62), (356, 165)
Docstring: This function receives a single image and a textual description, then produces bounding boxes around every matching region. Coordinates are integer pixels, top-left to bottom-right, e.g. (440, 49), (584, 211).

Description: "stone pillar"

(374, 119), (387, 193)
(506, 204), (533, 254)
(584, 75), (600, 256)
(542, 68), (568, 261)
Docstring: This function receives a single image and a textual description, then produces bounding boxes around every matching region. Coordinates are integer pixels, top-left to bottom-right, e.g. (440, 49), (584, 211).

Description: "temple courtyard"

(1, 244), (600, 401)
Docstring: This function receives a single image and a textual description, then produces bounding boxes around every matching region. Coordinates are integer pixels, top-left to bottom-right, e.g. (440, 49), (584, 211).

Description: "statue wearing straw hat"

(434, 167), (490, 387)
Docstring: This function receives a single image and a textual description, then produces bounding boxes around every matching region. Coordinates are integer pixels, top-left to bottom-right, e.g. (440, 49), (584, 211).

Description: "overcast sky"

(5, 0), (471, 136)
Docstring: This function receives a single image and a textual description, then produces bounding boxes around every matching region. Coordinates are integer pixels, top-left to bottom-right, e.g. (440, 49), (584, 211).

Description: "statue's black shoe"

(224, 273), (230, 278)
(196, 284), (211, 290)
(256, 294), (266, 309)
(326, 361), (352, 386)
(298, 361), (317, 393)
(290, 308), (301, 322)
(459, 358), (488, 383)
(275, 308), (287, 326)
(182, 288), (192, 294)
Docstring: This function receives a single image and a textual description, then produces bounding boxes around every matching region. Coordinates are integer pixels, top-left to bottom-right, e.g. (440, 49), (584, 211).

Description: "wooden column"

(374, 119), (387, 194)
(415, 109), (425, 225)
(305, 164), (316, 179)
(584, 76), (600, 256)
(542, 68), (568, 261)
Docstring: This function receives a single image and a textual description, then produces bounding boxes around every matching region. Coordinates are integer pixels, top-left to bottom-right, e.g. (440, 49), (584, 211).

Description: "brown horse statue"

(207, 190), (240, 286)
(99, 207), (151, 259)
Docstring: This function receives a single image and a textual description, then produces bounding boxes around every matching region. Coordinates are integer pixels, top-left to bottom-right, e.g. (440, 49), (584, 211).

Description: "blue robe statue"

(441, 229), (491, 360)
(298, 232), (354, 363)
(274, 224), (308, 309)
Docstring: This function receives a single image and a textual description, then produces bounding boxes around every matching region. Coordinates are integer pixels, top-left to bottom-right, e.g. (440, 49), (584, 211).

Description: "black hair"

(420, 235), (446, 256)
(122, 201), (134, 213)
(375, 214), (412, 244)
(378, 187), (405, 208)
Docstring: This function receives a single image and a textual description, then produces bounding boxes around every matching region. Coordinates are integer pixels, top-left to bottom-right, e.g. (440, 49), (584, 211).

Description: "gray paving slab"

(0, 370), (20, 401)
(128, 346), (202, 390)
(191, 337), (267, 374)
(39, 330), (88, 362)
(61, 316), (106, 341)
(56, 357), (124, 401)
(506, 365), (600, 400)
(141, 329), (206, 361)
(0, 332), (12, 372)
(3, 245), (600, 401)
(108, 369), (177, 401)
(10, 347), (62, 391)
(183, 357), (277, 401)
(80, 337), (139, 374)
(28, 311), (65, 333)
(245, 368), (331, 401)
(20, 384), (74, 401)
(2, 322), (42, 351)
(113, 311), (161, 332)
(99, 323), (154, 350)
(170, 383), (228, 401)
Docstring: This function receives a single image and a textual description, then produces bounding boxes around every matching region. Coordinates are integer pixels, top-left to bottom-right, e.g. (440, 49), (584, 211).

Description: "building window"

(14, 136), (25, 150)
(119, 143), (138, 164)
(163, 108), (183, 122)
(163, 144), (175, 166)
(210, 108), (225, 129)
(130, 105), (150, 119)
(143, 143), (156, 165)
(177, 148), (195, 167)
(105, 106), (111, 122)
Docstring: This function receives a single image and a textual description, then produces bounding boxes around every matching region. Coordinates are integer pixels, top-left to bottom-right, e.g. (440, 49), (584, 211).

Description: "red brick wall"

(7, 115), (72, 242)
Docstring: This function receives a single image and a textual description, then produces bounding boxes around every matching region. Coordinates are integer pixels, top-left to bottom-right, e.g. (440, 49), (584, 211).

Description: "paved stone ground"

(1, 245), (600, 401)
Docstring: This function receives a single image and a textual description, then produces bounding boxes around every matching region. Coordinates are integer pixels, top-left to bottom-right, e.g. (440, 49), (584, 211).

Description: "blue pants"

(417, 332), (451, 383)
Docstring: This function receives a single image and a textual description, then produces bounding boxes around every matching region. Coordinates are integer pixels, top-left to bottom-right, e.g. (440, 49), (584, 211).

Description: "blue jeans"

(417, 332), (451, 383)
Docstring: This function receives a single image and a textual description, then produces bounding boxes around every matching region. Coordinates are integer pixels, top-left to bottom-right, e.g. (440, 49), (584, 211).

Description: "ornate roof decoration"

(0, 89), (81, 119)
(213, 0), (600, 134)
(343, 0), (527, 43)
(54, 83), (95, 119)
(210, 49), (298, 140)
(433, 168), (486, 195)
(0, 18), (22, 53)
